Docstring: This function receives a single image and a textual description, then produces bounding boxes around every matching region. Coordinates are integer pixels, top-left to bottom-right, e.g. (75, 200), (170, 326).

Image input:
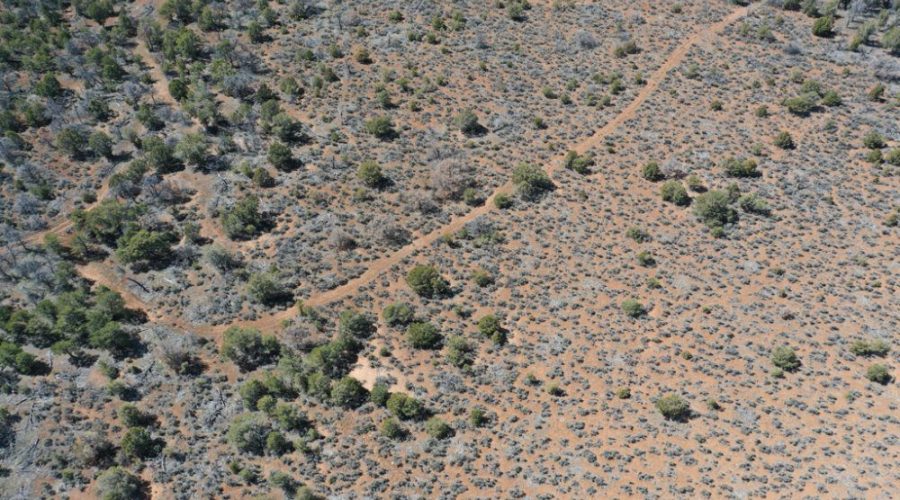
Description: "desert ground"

(0, 0), (898, 498)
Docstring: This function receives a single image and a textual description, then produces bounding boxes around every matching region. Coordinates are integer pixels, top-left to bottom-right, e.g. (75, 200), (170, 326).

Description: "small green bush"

(406, 322), (442, 349)
(493, 192), (513, 209)
(446, 336), (475, 368)
(382, 303), (415, 327)
(660, 181), (690, 206)
(227, 413), (271, 455)
(357, 160), (386, 188)
(655, 394), (690, 421)
(693, 190), (737, 228)
(96, 467), (146, 500)
(771, 346), (801, 372)
(812, 16), (833, 37)
(221, 327), (280, 372)
(338, 310), (375, 338)
(477, 314), (506, 344)
(626, 226), (651, 243)
(850, 339), (891, 357)
(425, 417), (453, 439)
(863, 131), (885, 150)
(121, 427), (162, 460)
(386, 393), (423, 420)
(563, 150), (594, 174)
(380, 418), (405, 439)
(621, 299), (645, 318)
(774, 131), (795, 149)
(783, 94), (817, 115)
(865, 364), (891, 384)
(406, 265), (449, 298)
(364, 116), (396, 140)
(331, 376), (368, 408)
(738, 193), (771, 216)
(723, 157), (760, 178)
(512, 163), (554, 200)
(469, 407), (488, 427)
(641, 162), (664, 181)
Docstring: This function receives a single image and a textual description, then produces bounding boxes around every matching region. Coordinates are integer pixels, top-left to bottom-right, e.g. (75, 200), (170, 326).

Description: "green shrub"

(850, 339), (891, 357)
(88, 322), (141, 359)
(863, 131), (885, 150)
(425, 417), (453, 439)
(380, 418), (405, 439)
(89, 131), (114, 158)
(616, 388), (631, 399)
(357, 160), (386, 188)
(141, 136), (179, 173)
(446, 336), (475, 368)
(886, 149), (900, 167)
(454, 109), (482, 135)
(227, 413), (271, 455)
(174, 133), (207, 166)
(121, 427), (162, 460)
(477, 314), (507, 345)
(469, 407), (488, 427)
(783, 94), (817, 115)
(660, 181), (690, 206)
(512, 163), (554, 200)
(821, 90), (842, 107)
(302, 335), (362, 378)
(247, 273), (289, 305)
(268, 470), (298, 494)
(222, 196), (264, 240)
(693, 190), (737, 228)
(116, 230), (177, 267)
(267, 142), (295, 171)
(406, 322), (442, 349)
(370, 383), (390, 406)
(812, 16), (833, 37)
(406, 265), (449, 298)
(331, 376), (368, 408)
(738, 193), (770, 215)
(771, 346), (801, 372)
(118, 404), (154, 428)
(621, 299), (645, 318)
(96, 467), (146, 500)
(471, 269), (494, 287)
(221, 327), (280, 372)
(865, 364), (890, 384)
(56, 127), (89, 159)
(641, 162), (664, 181)
(636, 251), (655, 267)
(354, 47), (372, 64)
(625, 226), (650, 243)
(613, 40), (640, 58)
(493, 193), (513, 209)
(386, 393), (423, 420)
(563, 150), (594, 174)
(884, 27), (900, 55)
(723, 157), (760, 178)
(655, 394), (690, 421)
(364, 116), (396, 140)
(239, 379), (270, 409)
(382, 303), (415, 327)
(774, 131), (795, 149)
